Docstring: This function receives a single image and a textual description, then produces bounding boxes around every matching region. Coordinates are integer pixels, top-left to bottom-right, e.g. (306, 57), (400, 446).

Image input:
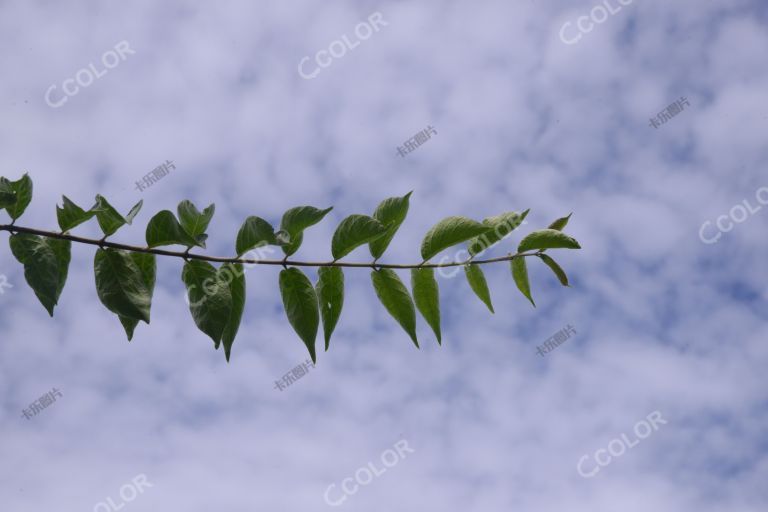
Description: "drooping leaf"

(9, 234), (71, 316)
(220, 263), (245, 361)
(2, 174), (33, 220)
(117, 252), (157, 340)
(279, 268), (319, 362)
(0, 178), (18, 209)
(371, 268), (418, 347)
(178, 200), (215, 238)
(316, 266), (344, 351)
(145, 210), (200, 248)
(467, 210), (529, 256)
(511, 257), (535, 307)
(518, 229), (581, 252)
(94, 249), (152, 323)
(411, 267), (441, 344)
(236, 216), (277, 256)
(369, 192), (412, 259)
(538, 253), (569, 286)
(182, 260), (233, 347)
(548, 213), (572, 231)
(92, 195), (142, 236)
(421, 216), (491, 261)
(56, 196), (96, 231)
(279, 206), (333, 256)
(464, 264), (494, 313)
(331, 214), (387, 260)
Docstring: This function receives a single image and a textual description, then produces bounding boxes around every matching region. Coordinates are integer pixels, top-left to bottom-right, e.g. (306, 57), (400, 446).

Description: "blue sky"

(1, 1), (767, 510)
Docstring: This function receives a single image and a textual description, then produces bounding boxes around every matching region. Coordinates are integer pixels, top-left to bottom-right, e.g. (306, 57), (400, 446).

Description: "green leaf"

(511, 257), (535, 307)
(0, 178), (18, 209)
(411, 267), (441, 344)
(178, 200), (215, 238)
(145, 210), (200, 248)
(369, 192), (412, 259)
(92, 195), (142, 236)
(316, 266), (344, 351)
(538, 254), (569, 286)
(2, 174), (33, 220)
(279, 268), (320, 363)
(116, 252), (157, 340)
(220, 263), (245, 361)
(56, 196), (96, 231)
(464, 264), (494, 313)
(548, 213), (572, 231)
(371, 269), (418, 348)
(518, 229), (581, 252)
(279, 206), (333, 256)
(9, 234), (71, 316)
(94, 249), (152, 323)
(467, 210), (529, 256)
(421, 216), (491, 261)
(236, 216), (277, 256)
(331, 214), (387, 260)
(182, 260), (233, 347)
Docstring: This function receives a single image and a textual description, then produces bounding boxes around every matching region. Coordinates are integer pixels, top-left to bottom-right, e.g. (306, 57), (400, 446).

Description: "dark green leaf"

(94, 249), (152, 323)
(511, 257), (535, 307)
(467, 210), (529, 256)
(411, 267), (441, 344)
(369, 192), (412, 259)
(9, 234), (70, 316)
(182, 260), (233, 347)
(279, 268), (319, 363)
(316, 266), (344, 351)
(371, 269), (418, 347)
(236, 216), (277, 256)
(178, 200), (215, 238)
(421, 216), (491, 261)
(2, 174), (33, 220)
(145, 210), (200, 248)
(56, 196), (96, 231)
(279, 206), (333, 256)
(548, 213), (572, 231)
(0, 178), (18, 209)
(518, 229), (581, 252)
(116, 252), (157, 340)
(93, 195), (140, 236)
(464, 264), (494, 313)
(538, 254), (569, 286)
(221, 263), (245, 361)
(331, 214), (387, 260)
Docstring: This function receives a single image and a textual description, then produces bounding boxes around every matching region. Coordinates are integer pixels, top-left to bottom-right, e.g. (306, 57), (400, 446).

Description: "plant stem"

(0, 224), (538, 269)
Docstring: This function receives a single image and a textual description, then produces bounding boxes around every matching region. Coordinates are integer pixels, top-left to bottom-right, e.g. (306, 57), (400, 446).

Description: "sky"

(1, 0), (767, 510)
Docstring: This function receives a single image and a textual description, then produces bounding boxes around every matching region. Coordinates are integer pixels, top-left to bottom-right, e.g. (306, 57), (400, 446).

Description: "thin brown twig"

(0, 224), (539, 269)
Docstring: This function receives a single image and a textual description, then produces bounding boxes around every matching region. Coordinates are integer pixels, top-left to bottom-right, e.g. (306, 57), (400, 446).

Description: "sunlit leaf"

(511, 257), (535, 307)
(369, 192), (412, 259)
(518, 229), (581, 252)
(464, 264), (494, 313)
(421, 216), (490, 261)
(331, 214), (387, 260)
(411, 267), (441, 344)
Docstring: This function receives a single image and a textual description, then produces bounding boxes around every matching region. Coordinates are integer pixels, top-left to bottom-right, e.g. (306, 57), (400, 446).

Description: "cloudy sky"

(1, 0), (767, 510)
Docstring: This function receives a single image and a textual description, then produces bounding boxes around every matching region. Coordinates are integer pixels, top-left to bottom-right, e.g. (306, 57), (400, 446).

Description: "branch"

(0, 224), (540, 269)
